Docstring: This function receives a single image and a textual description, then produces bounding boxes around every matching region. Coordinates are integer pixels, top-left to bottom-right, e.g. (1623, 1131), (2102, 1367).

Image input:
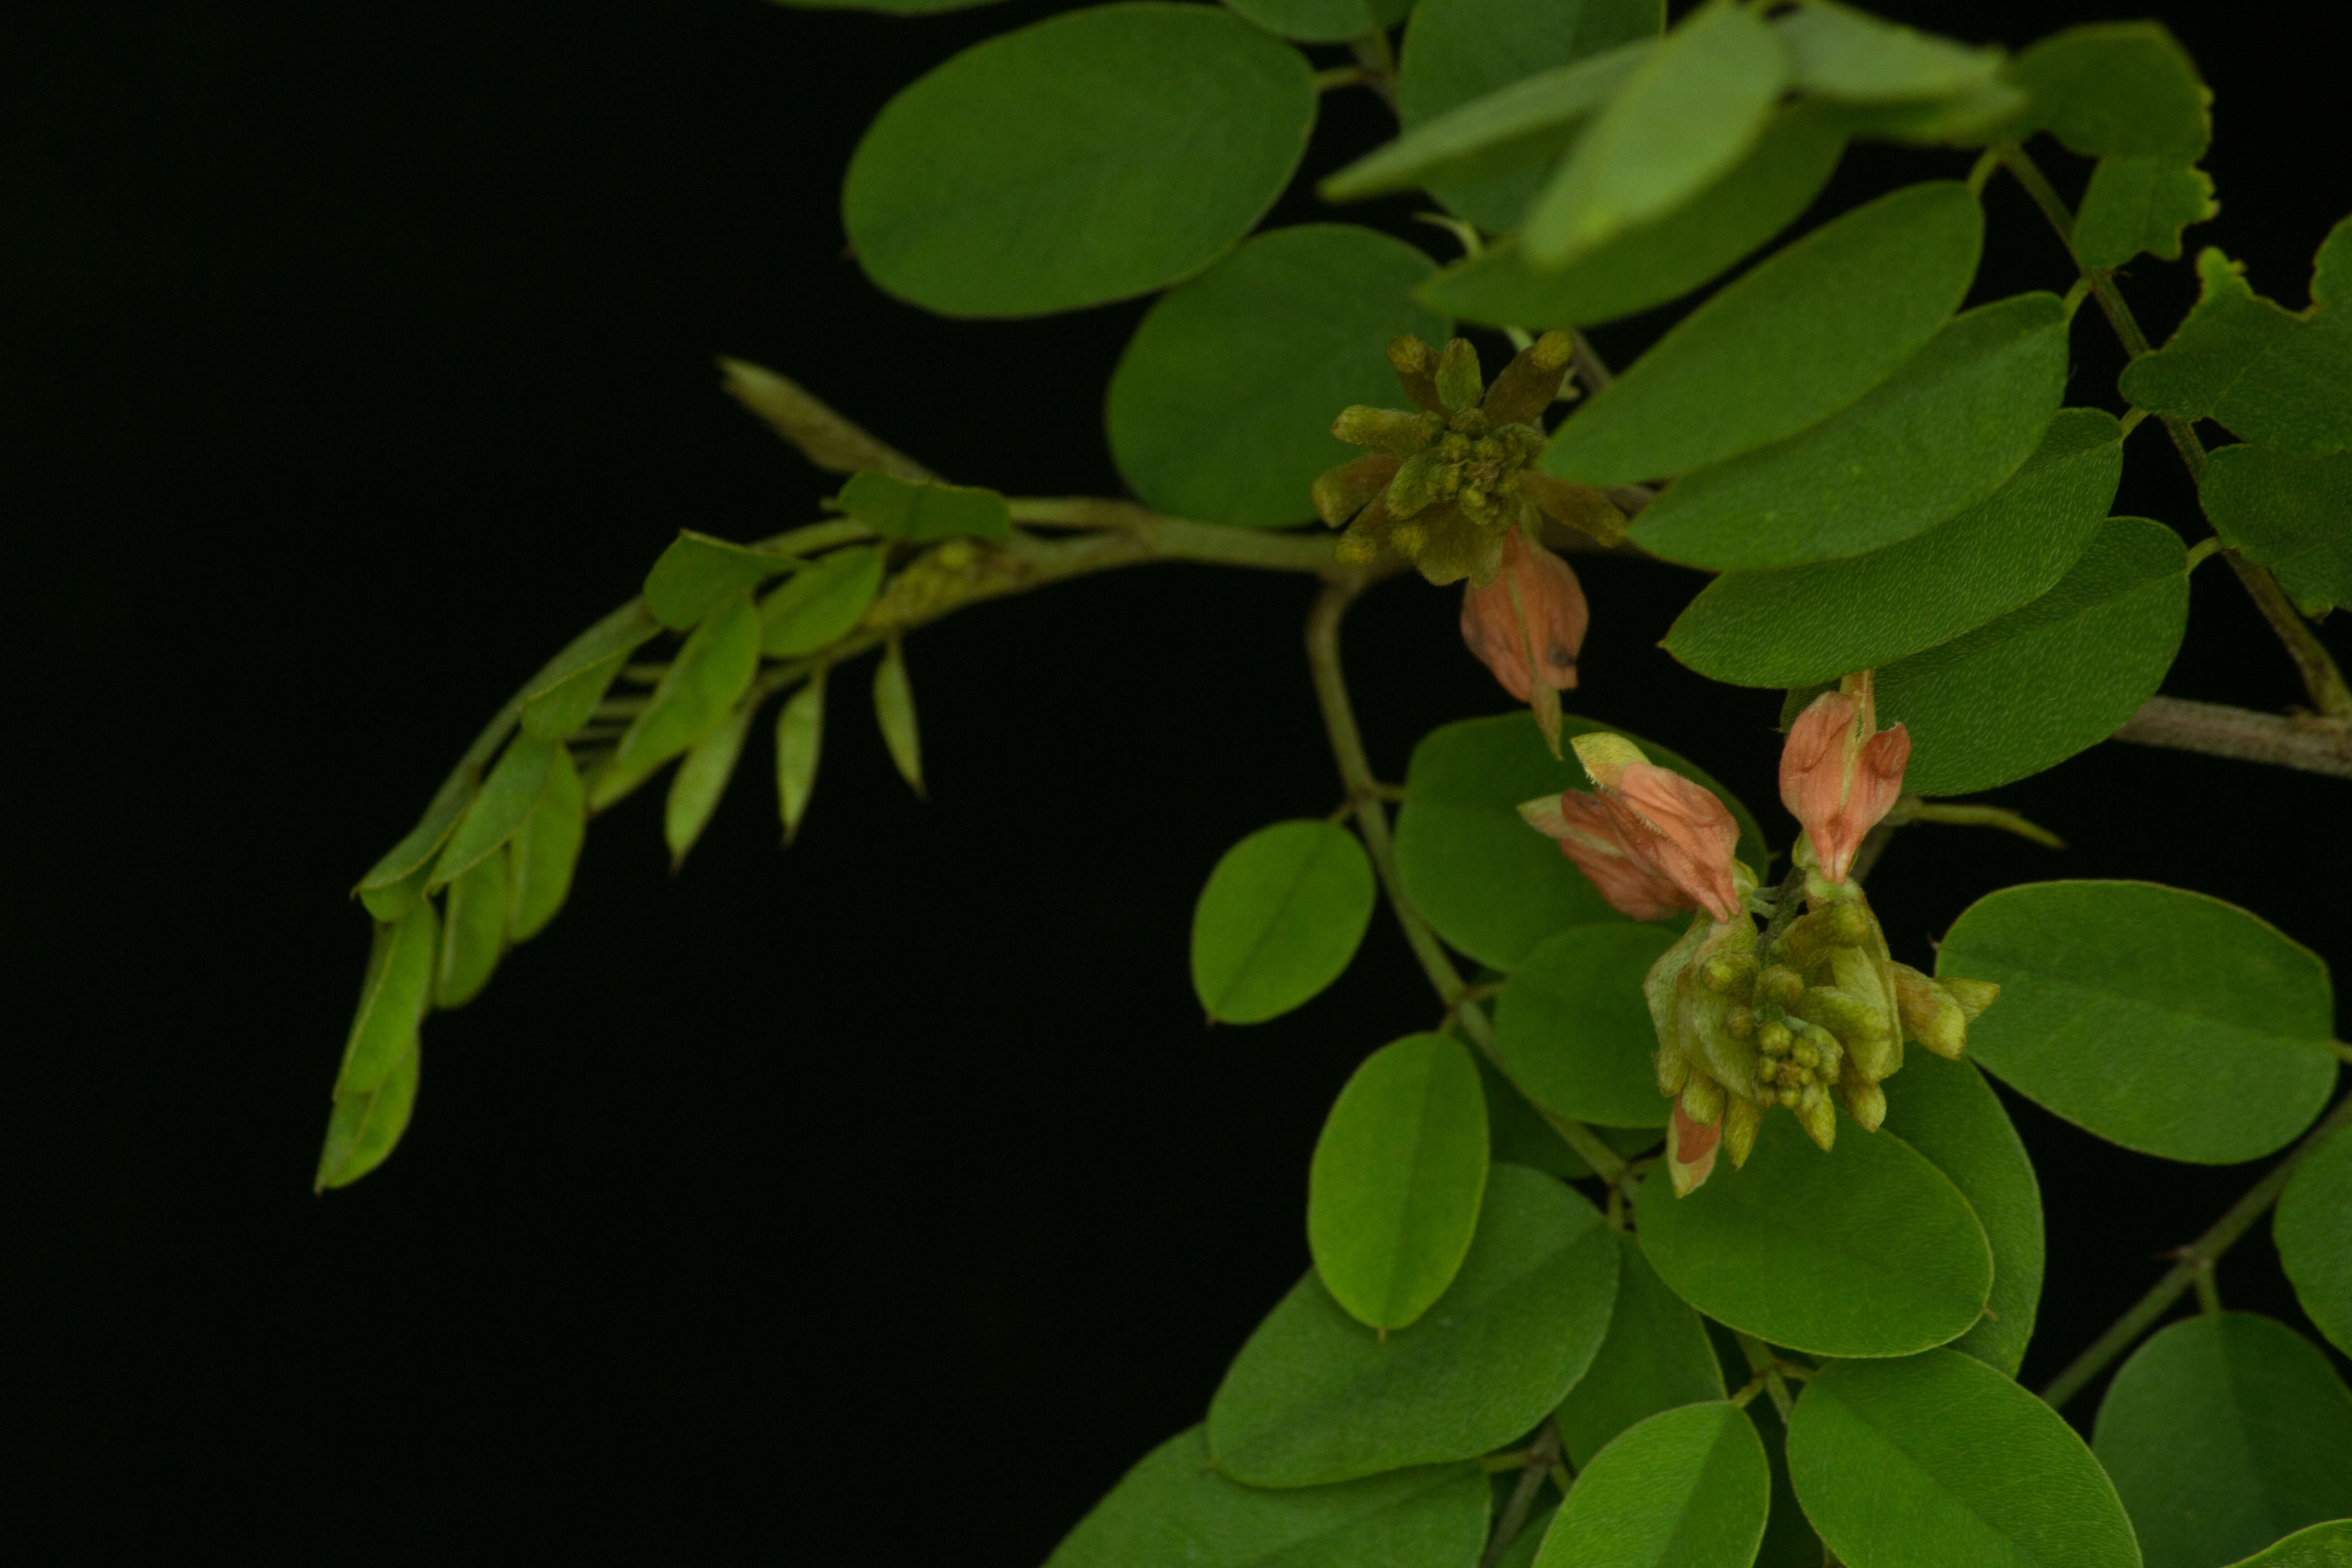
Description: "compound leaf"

(1554, 1232), (1726, 1468)
(1531, 1401), (1769, 1568)
(1494, 923), (1679, 1128)
(2277, 1121), (2352, 1358)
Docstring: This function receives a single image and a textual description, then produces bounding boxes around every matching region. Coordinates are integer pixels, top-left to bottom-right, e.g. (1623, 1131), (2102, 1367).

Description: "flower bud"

(1681, 1072), (1726, 1127)
(1774, 901), (1871, 970)
(1480, 330), (1576, 426)
(1891, 962), (1970, 1059)
(1757, 1019), (1793, 1057)
(1519, 789), (1690, 921)
(1841, 1078), (1887, 1133)
(1721, 1093), (1763, 1169)
(1567, 736), (1747, 925)
(1791, 985), (1892, 1045)
(1780, 674), (1911, 884)
(1515, 470), (1630, 547)
(1387, 334), (1444, 412)
(1667, 1099), (1722, 1197)
(1701, 951), (1759, 996)
(1797, 1083), (1838, 1151)
(1459, 529), (1588, 709)
(1943, 976), (2001, 1019)
(1759, 965), (1805, 1009)
(1333, 405), (1445, 456)
(1312, 455), (1400, 529)
(1723, 1005), (1756, 1042)
(1435, 337), (1485, 412)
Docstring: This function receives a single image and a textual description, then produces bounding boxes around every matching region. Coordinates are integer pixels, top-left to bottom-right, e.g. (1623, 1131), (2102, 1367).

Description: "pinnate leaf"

(872, 635), (923, 796)
(1220, 0), (1413, 47)
(2219, 1521), (2352, 1568)
(2006, 20), (2210, 158)
(316, 1035), (421, 1191)
(335, 905), (439, 1098)
(1043, 1426), (1488, 1568)
(2199, 444), (2352, 613)
(2073, 154), (2217, 270)
(644, 531), (800, 631)
(1542, 180), (1981, 488)
(1192, 821), (1376, 1024)
(841, 4), (1314, 316)
(1107, 226), (1448, 529)
(2278, 1121), (2352, 1359)
(665, 701), (755, 869)
(1308, 1034), (1489, 1331)
(597, 589), (761, 808)
(760, 546), (884, 657)
(833, 470), (1009, 543)
(1937, 880), (2338, 1164)
(774, 671), (826, 844)
(1530, 1401), (1769, 1568)
(1633, 1113), (1992, 1358)
(506, 744), (583, 943)
(1553, 1233), (1725, 1468)
(1788, 1350), (2140, 1568)
(1207, 1164), (1617, 1486)
(518, 600), (663, 743)
(1494, 923), (1678, 1127)
(2095, 1313), (2352, 1568)
(434, 851), (507, 1009)
(431, 733), (558, 889)
(1773, 2), (2002, 104)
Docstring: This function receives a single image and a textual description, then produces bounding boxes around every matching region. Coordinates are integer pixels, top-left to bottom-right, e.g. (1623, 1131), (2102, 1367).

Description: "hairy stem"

(1994, 143), (2352, 720)
(2109, 696), (2352, 779)
(1305, 577), (1627, 1183)
(2041, 1088), (2352, 1410)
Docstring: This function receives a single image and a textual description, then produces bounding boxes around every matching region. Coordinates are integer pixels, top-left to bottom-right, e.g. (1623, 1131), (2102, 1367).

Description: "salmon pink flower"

(1518, 734), (1746, 924)
(1459, 528), (1588, 705)
(1780, 673), (1910, 883)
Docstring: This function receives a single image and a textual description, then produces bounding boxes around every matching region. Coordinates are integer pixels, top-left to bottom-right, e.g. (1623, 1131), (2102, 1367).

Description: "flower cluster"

(1519, 676), (1999, 1195)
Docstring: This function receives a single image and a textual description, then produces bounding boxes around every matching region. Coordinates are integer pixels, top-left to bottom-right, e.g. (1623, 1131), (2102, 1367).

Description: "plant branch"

(2108, 696), (2352, 780)
(1305, 577), (1627, 1184)
(2041, 1087), (2352, 1410)
(1993, 144), (2352, 720)
(1480, 1420), (1564, 1568)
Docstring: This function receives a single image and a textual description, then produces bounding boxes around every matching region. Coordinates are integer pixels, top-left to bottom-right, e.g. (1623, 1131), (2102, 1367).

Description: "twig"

(1884, 798), (2067, 849)
(1480, 1421), (1564, 1568)
(2108, 696), (2352, 780)
(2041, 1089), (2352, 1410)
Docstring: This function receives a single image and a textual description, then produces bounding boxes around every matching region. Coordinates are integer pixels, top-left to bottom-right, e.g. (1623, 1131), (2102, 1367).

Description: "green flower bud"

(1333, 405), (1443, 456)
(1757, 1019), (1793, 1058)
(1722, 1093), (1763, 1169)
(1386, 447), (1452, 520)
(1481, 329), (1576, 426)
(1517, 470), (1628, 547)
(1791, 985), (1892, 1045)
(1723, 1005), (1756, 1042)
(1798, 1084), (1838, 1150)
(1841, 1077), (1887, 1132)
(1775, 901), (1870, 970)
(1702, 951), (1759, 996)
(1387, 335), (1444, 413)
(1891, 961), (1970, 1060)
(1760, 965), (1805, 1009)
(1435, 337), (1484, 413)
(1681, 1071), (1726, 1127)
(1311, 455), (1401, 529)
(1942, 976), (2000, 1019)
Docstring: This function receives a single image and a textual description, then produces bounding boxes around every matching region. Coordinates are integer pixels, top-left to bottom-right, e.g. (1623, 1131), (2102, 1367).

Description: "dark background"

(8, 0), (2348, 1557)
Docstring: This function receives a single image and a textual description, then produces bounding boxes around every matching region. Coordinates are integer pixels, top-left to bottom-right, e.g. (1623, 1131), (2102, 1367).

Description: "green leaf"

(355, 769), (476, 899)
(2119, 235), (2352, 457)
(1773, 2), (2002, 103)
(1395, 714), (1766, 972)
(506, 744), (583, 944)
(1543, 179), (1982, 488)
(1634, 1114), (1991, 1358)
(1340, 40), (1650, 218)
(358, 861), (433, 922)
(665, 700), (755, 869)
(519, 601), (664, 741)
(872, 635), (923, 797)
(1878, 1053), (2043, 1377)
(430, 733), (559, 890)
(2278, 1122), (2352, 1358)
(1389, 0), (1661, 231)
(774, 671), (826, 844)
(434, 851), (507, 1009)
(643, 531), (802, 632)
(598, 589), (761, 808)
(1416, 104), (1844, 331)
(840, 3), (1315, 317)
(315, 1035), (421, 1191)
(1044, 1426), (1489, 1568)
(335, 905), (440, 1097)
(1554, 1233), (1726, 1468)
(1938, 881), (2339, 1164)
(1191, 820), (1377, 1024)
(760, 545), (884, 658)
(1107, 226), (1448, 529)
(2201, 444), (2352, 613)
(1494, 923), (1679, 1127)
(1494, 1505), (1557, 1568)
(1208, 1164), (1618, 1486)
(1744, 1396), (1828, 1568)
(1477, 1049), (1594, 1180)
(1309, 1034), (1490, 1331)
(1666, 408), (2122, 687)
(832, 470), (1009, 543)
(1627, 292), (2069, 569)
(1531, 1401), (1769, 1568)
(1874, 517), (2188, 796)
(2096, 1313), (2352, 1568)
(1525, 0), (1788, 267)
(2073, 155), (2217, 270)
(1788, 1350), (2141, 1568)
(1819, 79), (2028, 148)
(2006, 20), (2210, 159)
(2219, 1521), (2352, 1568)
(1220, 0), (1411, 46)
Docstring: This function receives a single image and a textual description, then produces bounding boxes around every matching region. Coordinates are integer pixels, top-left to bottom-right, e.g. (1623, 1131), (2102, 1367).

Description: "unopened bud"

(1656, 1042), (1691, 1097)
(1891, 962), (1970, 1060)
(1386, 447), (1452, 519)
(1791, 985), (1892, 1045)
(1757, 1020), (1793, 1058)
(1943, 976), (2000, 1019)
(1681, 1072), (1726, 1127)
(1435, 337), (1484, 413)
(1798, 1084), (1838, 1151)
(1722, 1094), (1762, 1169)
(1723, 1006), (1755, 1042)
(1570, 731), (1648, 792)
(1759, 965), (1805, 1009)
(1480, 330), (1576, 426)
(1702, 952), (1759, 996)
(1792, 1041), (1820, 1070)
(1776, 901), (1870, 970)
(1516, 470), (1630, 547)
(1387, 335), (1444, 412)
(1842, 1078), (1887, 1132)
(1312, 456), (1400, 529)
(1333, 405), (1444, 456)
(1447, 407), (1491, 438)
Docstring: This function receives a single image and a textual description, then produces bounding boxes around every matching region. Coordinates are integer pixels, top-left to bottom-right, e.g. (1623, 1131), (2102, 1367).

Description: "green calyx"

(1314, 330), (1622, 585)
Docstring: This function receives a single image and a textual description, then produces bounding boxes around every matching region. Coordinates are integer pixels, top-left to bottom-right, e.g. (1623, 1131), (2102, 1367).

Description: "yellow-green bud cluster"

(1313, 332), (1625, 586)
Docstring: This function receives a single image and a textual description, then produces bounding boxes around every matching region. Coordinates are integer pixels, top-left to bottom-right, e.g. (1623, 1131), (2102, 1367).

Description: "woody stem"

(1306, 575), (1628, 1184)
(2040, 1086), (2352, 1411)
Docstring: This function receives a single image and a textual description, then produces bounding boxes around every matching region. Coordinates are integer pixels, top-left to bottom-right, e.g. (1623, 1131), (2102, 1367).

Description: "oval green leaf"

(1391, 0), (1661, 231)
(1495, 923), (1679, 1128)
(1788, 1349), (2141, 1568)
(1773, 3), (2002, 103)
(2073, 154), (2216, 271)
(1665, 408), (2122, 687)
(833, 470), (1010, 542)
(316, 1036), (421, 1192)
(506, 743), (583, 944)
(1634, 1113), (1992, 1358)
(431, 733), (558, 890)
(1192, 820), (1377, 1024)
(1478, 1048), (1597, 1181)
(841, 3), (1315, 317)
(1524, 0), (1788, 266)
(1543, 181), (1980, 488)
(1309, 1034), (1490, 1331)
(335, 905), (439, 1098)
(2277, 1121), (2352, 1358)
(1045, 1426), (1489, 1568)
(2006, 20), (2210, 159)
(1532, 1401), (1769, 1568)
(2201, 445), (2352, 613)
(775, 671), (827, 844)
(1877, 516), (2188, 796)
(1627, 291), (2069, 568)
(1108, 225), (1449, 529)
(1220, 0), (1411, 46)
(1879, 1053), (2044, 1376)
(434, 851), (507, 1009)
(2220, 1521), (2352, 1568)
(644, 531), (800, 631)
(1208, 1164), (1618, 1486)
(760, 545), (884, 657)
(2095, 1313), (2352, 1568)
(1395, 714), (1765, 972)
(665, 701), (755, 869)
(1555, 1232), (1726, 1468)
(873, 636), (923, 796)
(1938, 881), (2338, 1164)
(1417, 103), (1844, 331)
(600, 589), (761, 806)
(1745, 1396), (1828, 1568)
(354, 770), (477, 899)
(518, 600), (663, 743)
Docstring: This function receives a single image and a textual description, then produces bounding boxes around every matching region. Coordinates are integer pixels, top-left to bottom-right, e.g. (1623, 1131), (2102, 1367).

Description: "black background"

(9, 0), (2349, 1557)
